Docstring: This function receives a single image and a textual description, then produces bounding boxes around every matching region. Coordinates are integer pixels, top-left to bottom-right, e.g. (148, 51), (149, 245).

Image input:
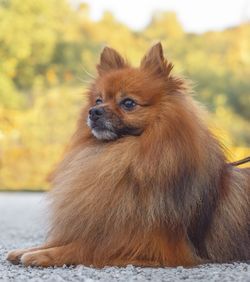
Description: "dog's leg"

(7, 244), (52, 265)
(20, 242), (82, 267)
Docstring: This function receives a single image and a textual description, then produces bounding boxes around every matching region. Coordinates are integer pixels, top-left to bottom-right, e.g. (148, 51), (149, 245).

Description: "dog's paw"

(20, 251), (53, 267)
(7, 249), (27, 265)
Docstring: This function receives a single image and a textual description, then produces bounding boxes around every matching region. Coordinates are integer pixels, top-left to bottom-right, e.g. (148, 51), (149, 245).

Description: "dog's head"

(87, 42), (181, 141)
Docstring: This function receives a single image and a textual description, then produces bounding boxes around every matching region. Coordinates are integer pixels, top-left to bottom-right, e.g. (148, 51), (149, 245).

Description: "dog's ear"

(140, 42), (173, 77)
(97, 47), (126, 75)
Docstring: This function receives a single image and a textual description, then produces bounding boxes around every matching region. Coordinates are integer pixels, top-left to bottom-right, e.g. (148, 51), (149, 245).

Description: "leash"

(230, 156), (250, 166)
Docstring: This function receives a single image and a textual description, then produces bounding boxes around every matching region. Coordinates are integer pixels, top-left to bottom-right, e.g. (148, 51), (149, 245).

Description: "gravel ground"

(0, 192), (249, 282)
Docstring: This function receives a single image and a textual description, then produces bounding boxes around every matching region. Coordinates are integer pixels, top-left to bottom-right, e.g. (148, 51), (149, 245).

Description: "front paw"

(21, 251), (53, 267)
(7, 249), (27, 265)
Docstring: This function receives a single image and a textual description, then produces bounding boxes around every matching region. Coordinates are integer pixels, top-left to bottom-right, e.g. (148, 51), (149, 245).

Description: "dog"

(7, 42), (250, 267)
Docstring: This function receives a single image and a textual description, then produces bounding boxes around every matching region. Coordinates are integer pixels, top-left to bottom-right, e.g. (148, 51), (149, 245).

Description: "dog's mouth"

(87, 117), (118, 141)
(87, 117), (142, 141)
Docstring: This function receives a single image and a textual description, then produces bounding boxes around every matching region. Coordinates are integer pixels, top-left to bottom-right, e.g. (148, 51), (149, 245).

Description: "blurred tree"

(145, 11), (184, 40)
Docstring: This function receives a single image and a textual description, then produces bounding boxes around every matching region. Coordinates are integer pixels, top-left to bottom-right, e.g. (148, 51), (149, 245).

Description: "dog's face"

(87, 43), (175, 141)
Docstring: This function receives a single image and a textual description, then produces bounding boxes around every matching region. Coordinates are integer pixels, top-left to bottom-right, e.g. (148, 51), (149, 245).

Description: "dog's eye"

(95, 98), (103, 105)
(120, 98), (136, 111)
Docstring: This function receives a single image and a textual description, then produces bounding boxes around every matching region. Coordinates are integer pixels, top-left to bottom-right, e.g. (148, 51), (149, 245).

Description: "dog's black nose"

(89, 107), (104, 121)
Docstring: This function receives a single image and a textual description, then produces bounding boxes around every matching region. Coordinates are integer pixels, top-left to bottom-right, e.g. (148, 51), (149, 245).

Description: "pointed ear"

(140, 42), (173, 77)
(97, 47), (126, 75)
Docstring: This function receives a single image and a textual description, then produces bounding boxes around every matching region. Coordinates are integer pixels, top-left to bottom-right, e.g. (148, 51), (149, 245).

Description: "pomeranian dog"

(7, 43), (250, 267)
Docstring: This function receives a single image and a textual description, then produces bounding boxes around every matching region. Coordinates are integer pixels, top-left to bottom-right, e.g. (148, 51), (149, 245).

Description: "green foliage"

(0, 1), (249, 189)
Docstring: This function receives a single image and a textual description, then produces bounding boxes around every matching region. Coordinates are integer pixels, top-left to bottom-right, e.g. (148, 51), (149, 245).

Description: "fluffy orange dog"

(7, 43), (250, 267)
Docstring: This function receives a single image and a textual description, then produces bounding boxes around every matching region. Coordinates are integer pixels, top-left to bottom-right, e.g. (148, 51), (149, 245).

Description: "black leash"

(230, 156), (250, 166)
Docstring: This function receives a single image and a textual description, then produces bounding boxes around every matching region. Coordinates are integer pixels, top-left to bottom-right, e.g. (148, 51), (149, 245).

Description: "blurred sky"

(70, 0), (250, 33)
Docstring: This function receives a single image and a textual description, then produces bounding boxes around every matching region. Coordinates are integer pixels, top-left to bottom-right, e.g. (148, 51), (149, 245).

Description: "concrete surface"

(0, 192), (249, 282)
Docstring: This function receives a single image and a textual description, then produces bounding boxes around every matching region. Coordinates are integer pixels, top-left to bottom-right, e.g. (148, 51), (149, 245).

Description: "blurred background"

(0, 0), (249, 191)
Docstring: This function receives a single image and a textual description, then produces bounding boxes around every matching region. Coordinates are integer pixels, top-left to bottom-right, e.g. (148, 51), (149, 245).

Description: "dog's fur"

(7, 43), (250, 267)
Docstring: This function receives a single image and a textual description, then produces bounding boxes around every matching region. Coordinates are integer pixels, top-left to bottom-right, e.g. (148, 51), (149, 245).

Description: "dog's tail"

(230, 156), (250, 166)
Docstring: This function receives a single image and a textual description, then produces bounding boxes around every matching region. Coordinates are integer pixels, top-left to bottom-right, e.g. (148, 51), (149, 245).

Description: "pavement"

(0, 192), (249, 282)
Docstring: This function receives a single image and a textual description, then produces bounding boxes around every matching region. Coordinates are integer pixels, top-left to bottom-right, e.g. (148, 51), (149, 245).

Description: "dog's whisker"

(76, 76), (92, 85)
(80, 64), (96, 79)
